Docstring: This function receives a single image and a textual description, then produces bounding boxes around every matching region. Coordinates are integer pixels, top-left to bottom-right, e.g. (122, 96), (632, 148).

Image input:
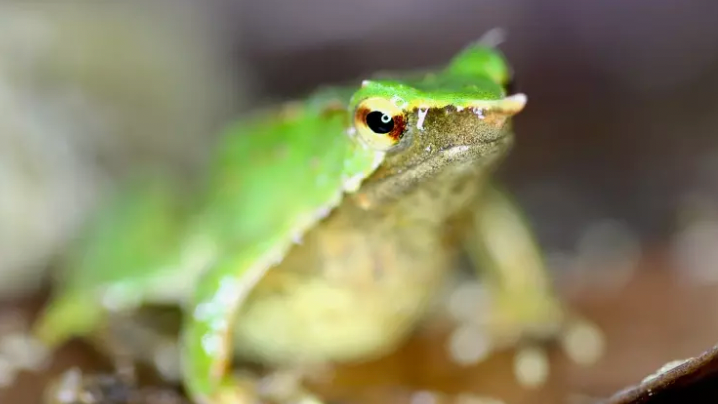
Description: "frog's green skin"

(33, 40), (570, 404)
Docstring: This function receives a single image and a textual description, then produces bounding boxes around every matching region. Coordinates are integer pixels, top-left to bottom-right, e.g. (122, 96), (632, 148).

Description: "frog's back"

(41, 86), (383, 311)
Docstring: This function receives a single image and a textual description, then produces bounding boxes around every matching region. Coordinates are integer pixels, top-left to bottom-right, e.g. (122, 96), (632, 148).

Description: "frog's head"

(348, 42), (526, 204)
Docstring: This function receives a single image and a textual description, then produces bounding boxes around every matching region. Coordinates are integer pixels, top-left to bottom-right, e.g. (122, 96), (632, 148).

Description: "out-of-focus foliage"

(0, 1), (253, 298)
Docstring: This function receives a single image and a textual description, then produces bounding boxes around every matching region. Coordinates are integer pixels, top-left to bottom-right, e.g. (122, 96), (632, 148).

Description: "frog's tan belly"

(231, 203), (459, 366)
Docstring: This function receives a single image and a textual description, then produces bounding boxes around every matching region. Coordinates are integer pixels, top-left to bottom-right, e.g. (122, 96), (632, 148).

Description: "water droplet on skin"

(342, 172), (366, 193)
(314, 206), (331, 220)
(216, 277), (240, 307)
(292, 232), (303, 245)
(193, 302), (214, 321)
(201, 334), (221, 356)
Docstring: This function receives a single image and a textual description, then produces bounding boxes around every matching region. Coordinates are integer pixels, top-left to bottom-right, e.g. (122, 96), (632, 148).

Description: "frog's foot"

(97, 311), (330, 404)
(0, 311), (53, 389)
(90, 309), (184, 383)
(44, 367), (138, 404)
(204, 369), (325, 404)
(44, 367), (189, 404)
(445, 281), (605, 388)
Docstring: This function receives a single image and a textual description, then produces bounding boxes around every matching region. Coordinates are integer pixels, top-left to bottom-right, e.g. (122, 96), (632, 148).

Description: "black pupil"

(366, 111), (394, 134)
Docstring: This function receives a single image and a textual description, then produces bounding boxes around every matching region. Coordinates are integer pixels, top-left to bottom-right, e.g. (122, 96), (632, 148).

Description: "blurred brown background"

(2, 0), (718, 403)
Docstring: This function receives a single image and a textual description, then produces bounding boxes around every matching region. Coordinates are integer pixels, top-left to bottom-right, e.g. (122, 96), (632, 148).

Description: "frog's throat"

(404, 134), (510, 182)
(354, 134), (512, 210)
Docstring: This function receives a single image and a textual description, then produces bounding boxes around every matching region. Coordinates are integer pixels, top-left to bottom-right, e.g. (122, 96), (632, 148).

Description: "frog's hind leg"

(450, 182), (605, 387)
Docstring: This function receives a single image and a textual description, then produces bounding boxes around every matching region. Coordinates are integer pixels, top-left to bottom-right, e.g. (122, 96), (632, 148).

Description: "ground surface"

(2, 248), (717, 404)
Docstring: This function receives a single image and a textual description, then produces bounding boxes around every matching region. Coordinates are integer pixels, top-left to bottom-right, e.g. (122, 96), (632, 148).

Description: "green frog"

(32, 33), (600, 404)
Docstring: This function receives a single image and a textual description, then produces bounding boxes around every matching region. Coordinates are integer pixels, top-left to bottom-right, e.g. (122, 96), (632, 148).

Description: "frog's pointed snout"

(492, 93), (527, 117)
(464, 92), (527, 121)
(477, 27), (508, 49)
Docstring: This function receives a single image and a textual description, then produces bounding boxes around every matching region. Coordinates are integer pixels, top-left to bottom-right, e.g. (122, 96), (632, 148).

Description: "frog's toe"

(254, 370), (324, 404)
(207, 374), (258, 404)
(206, 370), (325, 404)
(43, 367), (189, 404)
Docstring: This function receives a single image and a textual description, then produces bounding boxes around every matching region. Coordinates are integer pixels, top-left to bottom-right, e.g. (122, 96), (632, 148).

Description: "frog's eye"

(354, 97), (406, 151)
(366, 111), (394, 134)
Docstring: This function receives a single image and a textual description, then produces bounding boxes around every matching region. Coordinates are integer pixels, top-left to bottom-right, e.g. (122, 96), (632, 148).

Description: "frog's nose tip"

(478, 93), (526, 117)
(503, 93), (527, 115)
(476, 27), (508, 48)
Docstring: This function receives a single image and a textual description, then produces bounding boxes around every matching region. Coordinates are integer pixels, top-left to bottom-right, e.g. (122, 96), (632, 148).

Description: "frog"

(30, 32), (602, 404)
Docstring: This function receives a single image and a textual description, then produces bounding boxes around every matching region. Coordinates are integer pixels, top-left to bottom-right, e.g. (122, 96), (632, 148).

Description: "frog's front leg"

(182, 244), (324, 404)
(450, 182), (605, 386)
